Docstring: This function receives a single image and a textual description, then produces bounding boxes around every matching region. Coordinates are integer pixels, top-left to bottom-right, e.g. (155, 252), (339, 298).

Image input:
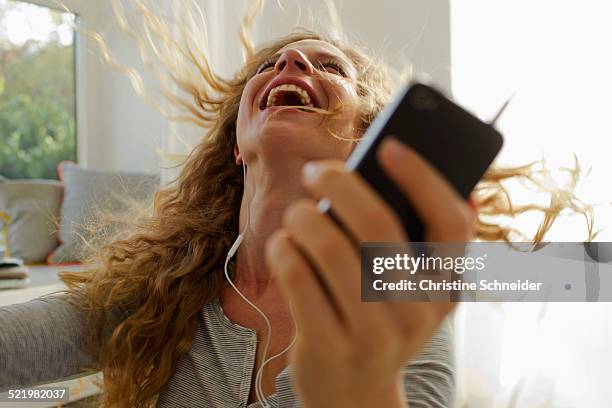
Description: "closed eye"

(317, 61), (348, 77)
(256, 58), (277, 74)
(256, 57), (349, 77)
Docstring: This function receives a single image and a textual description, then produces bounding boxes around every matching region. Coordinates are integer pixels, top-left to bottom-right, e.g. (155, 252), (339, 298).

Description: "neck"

(231, 159), (308, 299)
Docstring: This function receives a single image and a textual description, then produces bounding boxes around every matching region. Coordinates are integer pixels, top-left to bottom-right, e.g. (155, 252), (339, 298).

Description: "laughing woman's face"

(235, 39), (361, 169)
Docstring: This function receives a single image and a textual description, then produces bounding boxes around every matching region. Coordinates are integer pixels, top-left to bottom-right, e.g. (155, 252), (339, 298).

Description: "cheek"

(235, 96), (249, 136)
(326, 78), (359, 111)
(339, 79), (359, 99)
(236, 79), (261, 135)
(325, 79), (361, 129)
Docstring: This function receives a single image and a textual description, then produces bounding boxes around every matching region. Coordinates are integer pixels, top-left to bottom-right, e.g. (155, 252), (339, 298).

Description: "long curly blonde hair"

(58, 1), (594, 406)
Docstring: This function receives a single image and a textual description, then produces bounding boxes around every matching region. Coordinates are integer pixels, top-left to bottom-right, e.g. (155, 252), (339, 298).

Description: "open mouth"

(260, 83), (318, 112)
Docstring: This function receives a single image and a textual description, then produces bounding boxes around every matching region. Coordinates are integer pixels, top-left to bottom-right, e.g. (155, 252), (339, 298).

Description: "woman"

(0, 4), (587, 407)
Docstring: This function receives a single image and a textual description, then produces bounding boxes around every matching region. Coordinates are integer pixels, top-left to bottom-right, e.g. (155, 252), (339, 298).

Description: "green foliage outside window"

(0, 0), (76, 180)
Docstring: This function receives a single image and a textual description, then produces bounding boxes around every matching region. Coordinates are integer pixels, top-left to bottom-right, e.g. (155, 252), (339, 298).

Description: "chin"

(260, 120), (321, 151)
(258, 124), (349, 166)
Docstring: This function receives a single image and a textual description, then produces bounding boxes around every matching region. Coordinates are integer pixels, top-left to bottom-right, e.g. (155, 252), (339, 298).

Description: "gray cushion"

(48, 162), (159, 264)
(0, 179), (63, 263)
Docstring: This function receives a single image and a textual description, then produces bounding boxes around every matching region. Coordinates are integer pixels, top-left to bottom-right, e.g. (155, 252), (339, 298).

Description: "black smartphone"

(321, 82), (504, 242)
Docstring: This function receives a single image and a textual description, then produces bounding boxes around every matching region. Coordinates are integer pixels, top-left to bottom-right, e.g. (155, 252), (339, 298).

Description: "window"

(451, 0), (612, 241)
(0, 0), (76, 179)
(451, 2), (612, 407)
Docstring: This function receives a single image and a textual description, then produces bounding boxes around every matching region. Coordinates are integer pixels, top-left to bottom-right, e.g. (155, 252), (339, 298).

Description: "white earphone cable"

(255, 301), (298, 405)
(223, 161), (297, 407)
(223, 253), (273, 405)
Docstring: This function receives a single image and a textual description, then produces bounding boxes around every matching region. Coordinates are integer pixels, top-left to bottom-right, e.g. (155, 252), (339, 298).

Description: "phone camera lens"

(409, 87), (438, 111)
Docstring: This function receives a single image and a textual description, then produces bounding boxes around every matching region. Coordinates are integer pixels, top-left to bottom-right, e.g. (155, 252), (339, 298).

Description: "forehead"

(277, 39), (355, 70)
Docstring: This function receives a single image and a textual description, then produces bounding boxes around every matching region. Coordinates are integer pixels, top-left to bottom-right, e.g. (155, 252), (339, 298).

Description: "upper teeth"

(266, 84), (314, 108)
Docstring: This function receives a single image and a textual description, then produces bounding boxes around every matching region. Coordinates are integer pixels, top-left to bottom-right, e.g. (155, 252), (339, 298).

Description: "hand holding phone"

(319, 82), (504, 242)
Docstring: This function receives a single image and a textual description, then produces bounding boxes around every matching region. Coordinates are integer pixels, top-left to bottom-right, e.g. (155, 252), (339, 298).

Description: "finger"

(376, 138), (467, 319)
(467, 195), (479, 214)
(300, 162), (434, 332)
(265, 229), (342, 341)
(377, 137), (474, 241)
(468, 194), (479, 231)
(301, 161), (406, 243)
(283, 199), (385, 328)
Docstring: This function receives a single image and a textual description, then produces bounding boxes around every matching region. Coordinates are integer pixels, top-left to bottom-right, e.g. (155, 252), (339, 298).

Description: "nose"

(274, 49), (315, 75)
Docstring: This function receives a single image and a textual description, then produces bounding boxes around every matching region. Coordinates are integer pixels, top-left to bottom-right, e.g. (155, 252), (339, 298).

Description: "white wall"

(212, 0), (450, 86)
(28, 0), (450, 175)
(250, 0), (451, 91)
(77, 1), (164, 174)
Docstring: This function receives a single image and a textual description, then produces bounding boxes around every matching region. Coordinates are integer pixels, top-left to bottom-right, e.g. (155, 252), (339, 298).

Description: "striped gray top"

(0, 294), (455, 407)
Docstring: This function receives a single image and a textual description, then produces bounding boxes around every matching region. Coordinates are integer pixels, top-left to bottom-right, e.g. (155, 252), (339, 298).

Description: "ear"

(233, 144), (243, 165)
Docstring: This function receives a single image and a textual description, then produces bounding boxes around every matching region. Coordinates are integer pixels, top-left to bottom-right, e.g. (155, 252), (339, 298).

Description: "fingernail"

(302, 161), (321, 183)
